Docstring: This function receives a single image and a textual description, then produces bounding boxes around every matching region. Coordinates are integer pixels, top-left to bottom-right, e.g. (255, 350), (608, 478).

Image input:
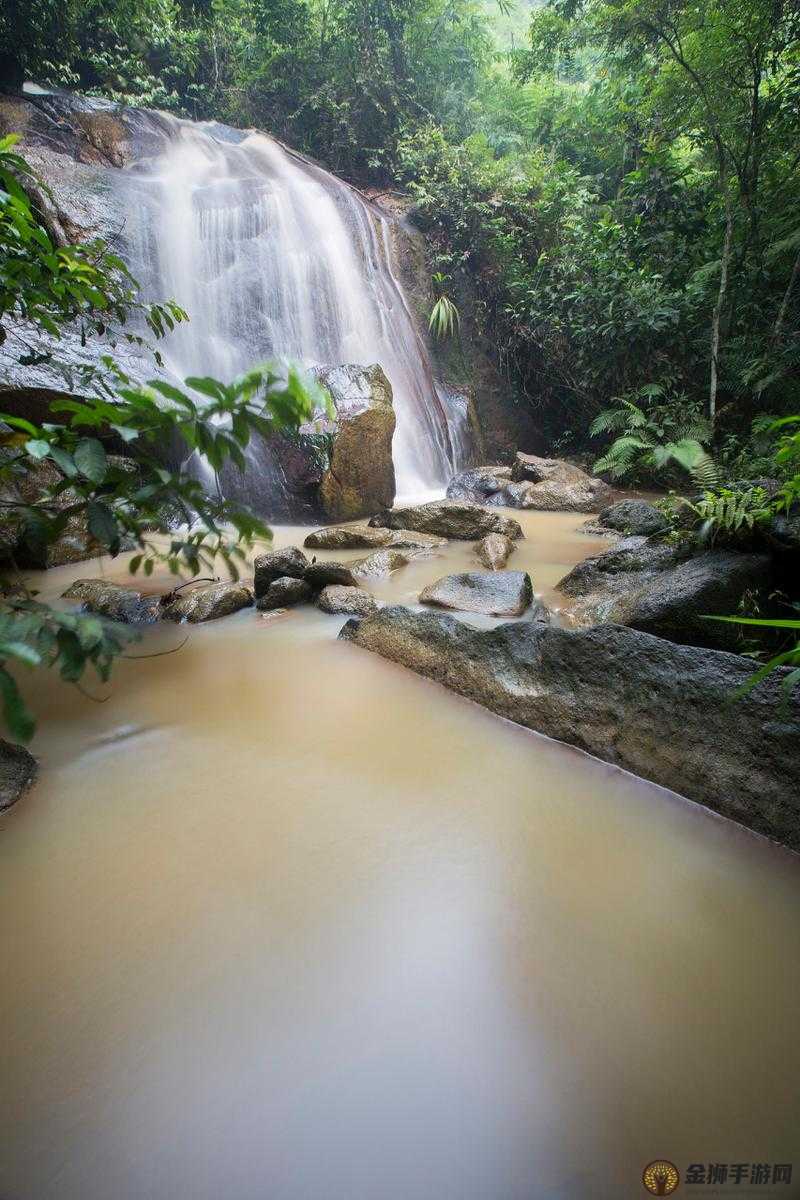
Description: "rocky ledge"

(340, 607), (800, 850)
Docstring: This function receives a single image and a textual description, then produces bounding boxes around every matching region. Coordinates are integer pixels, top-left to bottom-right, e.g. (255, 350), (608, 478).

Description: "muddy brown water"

(1, 510), (798, 1200)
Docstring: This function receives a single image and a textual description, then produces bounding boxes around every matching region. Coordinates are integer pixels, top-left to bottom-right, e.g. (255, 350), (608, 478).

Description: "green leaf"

(74, 438), (108, 484)
(0, 640), (42, 667)
(0, 667), (35, 741)
(25, 439), (50, 460)
(87, 501), (120, 552)
(48, 445), (78, 477)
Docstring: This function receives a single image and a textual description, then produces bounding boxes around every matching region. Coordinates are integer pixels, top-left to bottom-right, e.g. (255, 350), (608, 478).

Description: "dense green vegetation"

(4, 0), (797, 477)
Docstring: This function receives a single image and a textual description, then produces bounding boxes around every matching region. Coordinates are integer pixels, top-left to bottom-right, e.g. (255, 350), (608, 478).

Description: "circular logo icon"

(643, 1161), (680, 1195)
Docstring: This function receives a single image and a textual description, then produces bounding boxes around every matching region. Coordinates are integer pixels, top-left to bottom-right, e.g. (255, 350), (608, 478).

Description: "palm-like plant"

(429, 272), (461, 340)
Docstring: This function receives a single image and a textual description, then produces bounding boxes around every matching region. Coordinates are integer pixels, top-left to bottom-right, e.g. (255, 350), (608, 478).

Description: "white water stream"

(122, 116), (465, 504)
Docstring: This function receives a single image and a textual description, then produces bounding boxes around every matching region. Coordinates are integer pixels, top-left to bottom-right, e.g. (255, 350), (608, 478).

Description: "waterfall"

(120, 115), (468, 508)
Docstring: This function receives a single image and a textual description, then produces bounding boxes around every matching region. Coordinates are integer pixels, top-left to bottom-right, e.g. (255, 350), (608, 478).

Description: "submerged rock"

(163, 581), (253, 623)
(420, 570), (533, 617)
(370, 500), (522, 541)
(0, 738), (38, 811)
(312, 364), (396, 522)
(303, 526), (446, 551)
(253, 547), (308, 597)
(596, 498), (668, 536)
(61, 578), (161, 624)
(317, 585), (378, 617)
(339, 607), (800, 850)
(475, 532), (515, 570)
(256, 576), (313, 611)
(559, 541), (772, 650)
(352, 548), (410, 579)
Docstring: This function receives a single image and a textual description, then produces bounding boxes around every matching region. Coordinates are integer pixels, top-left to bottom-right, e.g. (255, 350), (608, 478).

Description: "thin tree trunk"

(773, 245), (800, 342)
(710, 186), (734, 429)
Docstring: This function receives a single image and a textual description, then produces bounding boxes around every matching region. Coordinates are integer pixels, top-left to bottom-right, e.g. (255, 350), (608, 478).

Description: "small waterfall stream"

(121, 115), (467, 507)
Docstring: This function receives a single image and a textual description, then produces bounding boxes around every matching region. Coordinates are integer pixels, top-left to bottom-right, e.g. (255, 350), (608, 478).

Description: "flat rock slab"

(317, 585), (378, 617)
(164, 582), (253, 623)
(339, 607), (800, 851)
(420, 570), (533, 616)
(256, 577), (313, 611)
(475, 533), (515, 570)
(370, 500), (522, 541)
(61, 578), (160, 624)
(304, 526), (446, 551)
(0, 738), (38, 811)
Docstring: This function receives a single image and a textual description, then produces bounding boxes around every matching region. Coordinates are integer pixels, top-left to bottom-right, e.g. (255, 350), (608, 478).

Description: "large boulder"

(256, 576), (313, 611)
(317, 585), (378, 617)
(508, 454), (612, 512)
(596, 498), (668, 537)
(253, 547), (308, 597)
(163, 581), (253, 622)
(311, 364), (396, 522)
(370, 500), (522, 541)
(446, 465), (512, 503)
(0, 738), (38, 811)
(339, 608), (800, 849)
(303, 526), (446, 551)
(558, 541), (772, 650)
(61, 578), (161, 623)
(420, 571), (533, 617)
(475, 533), (515, 570)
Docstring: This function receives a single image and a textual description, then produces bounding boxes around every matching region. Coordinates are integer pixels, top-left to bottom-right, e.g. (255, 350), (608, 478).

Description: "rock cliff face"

(340, 607), (800, 850)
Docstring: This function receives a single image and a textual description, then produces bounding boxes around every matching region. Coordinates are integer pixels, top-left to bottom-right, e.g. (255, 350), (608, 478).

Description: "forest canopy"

(2, 0), (800, 471)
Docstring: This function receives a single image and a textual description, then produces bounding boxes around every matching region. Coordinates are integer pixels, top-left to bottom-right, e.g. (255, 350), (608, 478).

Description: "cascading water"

(121, 115), (468, 509)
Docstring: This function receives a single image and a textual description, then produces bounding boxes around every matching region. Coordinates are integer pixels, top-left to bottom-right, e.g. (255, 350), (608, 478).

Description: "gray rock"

(256, 576), (313, 610)
(164, 581), (253, 623)
(506, 454), (612, 512)
(475, 533), (515, 570)
(420, 571), (533, 617)
(597, 498), (668, 536)
(559, 543), (772, 650)
(352, 548), (410, 579)
(303, 561), (361, 589)
(0, 738), (38, 811)
(61, 578), (161, 624)
(304, 526), (446, 551)
(446, 465), (512, 502)
(370, 500), (522, 541)
(339, 607), (800, 850)
(317, 585), (378, 617)
(253, 547), (308, 597)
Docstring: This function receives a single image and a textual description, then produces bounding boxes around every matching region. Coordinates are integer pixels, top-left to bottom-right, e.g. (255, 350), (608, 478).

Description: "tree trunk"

(709, 186), (734, 430)
(773, 245), (800, 343)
